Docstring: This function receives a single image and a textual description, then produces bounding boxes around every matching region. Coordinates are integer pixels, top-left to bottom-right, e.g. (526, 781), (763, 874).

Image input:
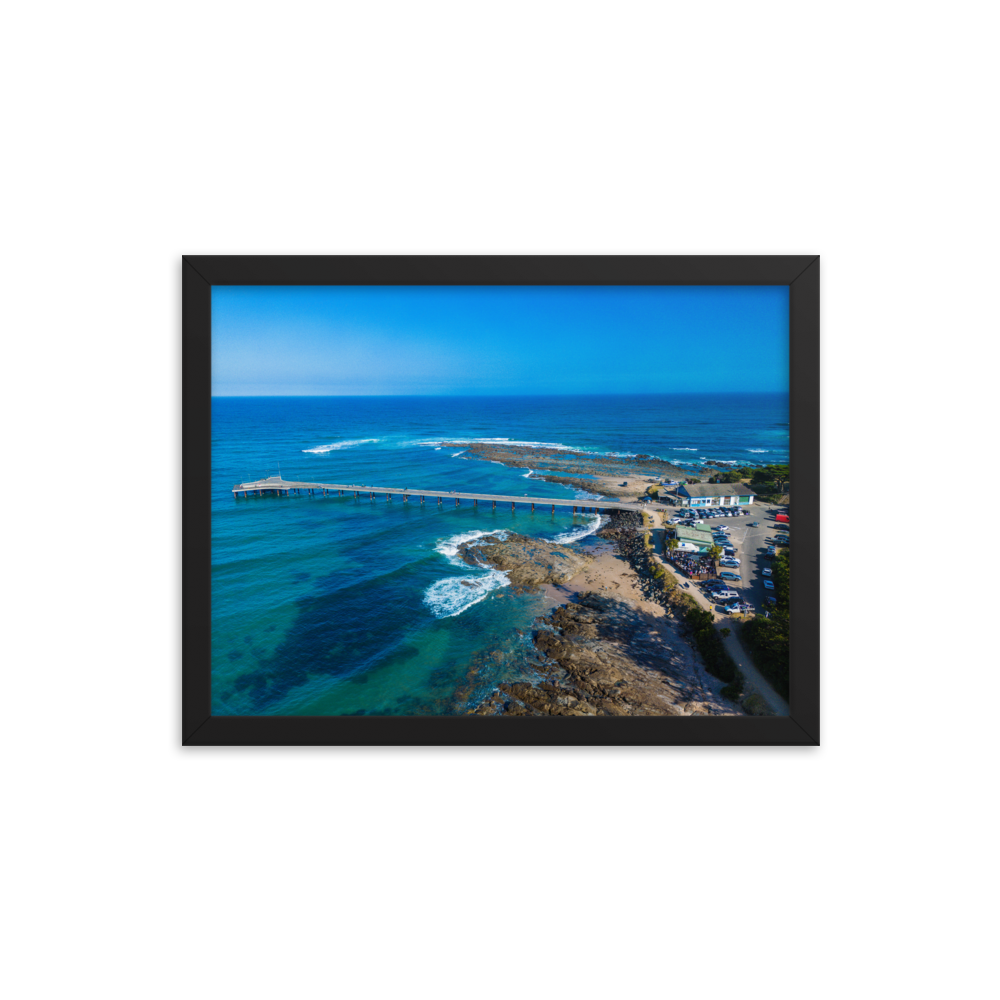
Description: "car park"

(763, 580), (774, 589)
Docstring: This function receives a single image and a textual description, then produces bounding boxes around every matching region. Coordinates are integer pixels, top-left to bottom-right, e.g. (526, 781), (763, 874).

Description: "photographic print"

(183, 255), (818, 745)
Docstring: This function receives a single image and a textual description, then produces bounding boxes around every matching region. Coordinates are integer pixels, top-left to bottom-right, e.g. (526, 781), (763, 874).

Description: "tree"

(707, 544), (723, 566)
(773, 548), (791, 612)
(666, 537), (679, 559)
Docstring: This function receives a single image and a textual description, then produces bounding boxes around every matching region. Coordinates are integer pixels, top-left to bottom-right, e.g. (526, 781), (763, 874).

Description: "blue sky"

(212, 285), (788, 396)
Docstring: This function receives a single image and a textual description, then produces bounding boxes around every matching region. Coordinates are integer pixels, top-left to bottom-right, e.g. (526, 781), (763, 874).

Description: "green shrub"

(682, 606), (742, 690)
(741, 613), (789, 700)
(720, 677), (744, 700)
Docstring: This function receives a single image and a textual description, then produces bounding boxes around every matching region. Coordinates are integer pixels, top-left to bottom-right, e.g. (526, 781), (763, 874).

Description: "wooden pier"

(231, 475), (663, 514)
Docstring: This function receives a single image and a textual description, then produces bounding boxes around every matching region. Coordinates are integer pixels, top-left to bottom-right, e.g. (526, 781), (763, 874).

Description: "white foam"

(748, 449), (769, 453)
(423, 570), (510, 618)
(302, 438), (380, 454)
(451, 450), (467, 458)
(573, 488), (606, 501)
(430, 438), (574, 450)
(522, 469), (533, 478)
(675, 448), (697, 451)
(434, 447), (442, 451)
(550, 513), (603, 545)
(434, 529), (510, 568)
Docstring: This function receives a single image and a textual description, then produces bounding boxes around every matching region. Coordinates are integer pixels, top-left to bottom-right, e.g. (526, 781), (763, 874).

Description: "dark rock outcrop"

(456, 533), (593, 588)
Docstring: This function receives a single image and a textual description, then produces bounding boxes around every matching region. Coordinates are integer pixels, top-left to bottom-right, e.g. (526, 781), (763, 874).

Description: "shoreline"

(471, 517), (741, 716)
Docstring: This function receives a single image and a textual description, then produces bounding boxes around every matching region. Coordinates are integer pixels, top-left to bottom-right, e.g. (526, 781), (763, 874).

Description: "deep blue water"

(211, 394), (788, 715)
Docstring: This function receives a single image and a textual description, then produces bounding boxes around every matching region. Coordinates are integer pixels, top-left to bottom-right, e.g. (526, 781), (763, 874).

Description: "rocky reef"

(473, 591), (737, 716)
(440, 441), (696, 479)
(456, 532), (593, 589)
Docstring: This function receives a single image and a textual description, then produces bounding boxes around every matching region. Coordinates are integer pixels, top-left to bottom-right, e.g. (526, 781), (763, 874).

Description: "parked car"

(720, 557), (741, 567)
(762, 567), (772, 576)
(763, 580), (775, 589)
(720, 571), (741, 581)
(765, 596), (777, 605)
(749, 522), (760, 527)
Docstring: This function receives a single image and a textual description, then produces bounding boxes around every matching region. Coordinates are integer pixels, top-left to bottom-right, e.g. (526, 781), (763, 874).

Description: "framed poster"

(183, 256), (819, 746)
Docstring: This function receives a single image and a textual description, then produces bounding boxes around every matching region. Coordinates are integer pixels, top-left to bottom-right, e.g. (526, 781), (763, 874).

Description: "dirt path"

(670, 574), (789, 716)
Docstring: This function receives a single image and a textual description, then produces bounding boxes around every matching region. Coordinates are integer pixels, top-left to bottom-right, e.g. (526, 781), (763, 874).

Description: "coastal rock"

(456, 532), (593, 588)
(439, 441), (689, 481)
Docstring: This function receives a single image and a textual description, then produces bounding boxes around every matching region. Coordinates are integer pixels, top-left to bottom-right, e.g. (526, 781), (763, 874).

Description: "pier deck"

(232, 475), (665, 513)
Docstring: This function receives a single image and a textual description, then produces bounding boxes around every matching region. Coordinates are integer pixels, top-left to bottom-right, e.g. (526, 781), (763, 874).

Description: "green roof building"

(673, 524), (715, 554)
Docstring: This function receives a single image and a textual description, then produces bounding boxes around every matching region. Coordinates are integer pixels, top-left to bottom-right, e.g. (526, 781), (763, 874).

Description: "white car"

(720, 557), (741, 567)
(762, 567), (772, 576)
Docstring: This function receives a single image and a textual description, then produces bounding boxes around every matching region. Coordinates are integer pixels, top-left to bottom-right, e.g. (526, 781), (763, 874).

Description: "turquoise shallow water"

(211, 394), (788, 715)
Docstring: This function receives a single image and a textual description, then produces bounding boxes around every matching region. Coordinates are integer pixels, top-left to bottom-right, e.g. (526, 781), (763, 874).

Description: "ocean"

(211, 393), (788, 715)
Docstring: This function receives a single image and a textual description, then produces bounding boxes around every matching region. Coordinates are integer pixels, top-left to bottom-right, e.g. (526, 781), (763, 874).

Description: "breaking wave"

(302, 438), (380, 454)
(550, 513), (603, 545)
(425, 529), (512, 618)
(423, 570), (510, 619)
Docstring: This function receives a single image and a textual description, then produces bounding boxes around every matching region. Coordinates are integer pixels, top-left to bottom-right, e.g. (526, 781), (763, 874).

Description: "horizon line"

(211, 390), (789, 398)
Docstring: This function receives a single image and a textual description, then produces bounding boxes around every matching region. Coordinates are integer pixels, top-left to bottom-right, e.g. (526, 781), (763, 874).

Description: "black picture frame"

(183, 255), (819, 746)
